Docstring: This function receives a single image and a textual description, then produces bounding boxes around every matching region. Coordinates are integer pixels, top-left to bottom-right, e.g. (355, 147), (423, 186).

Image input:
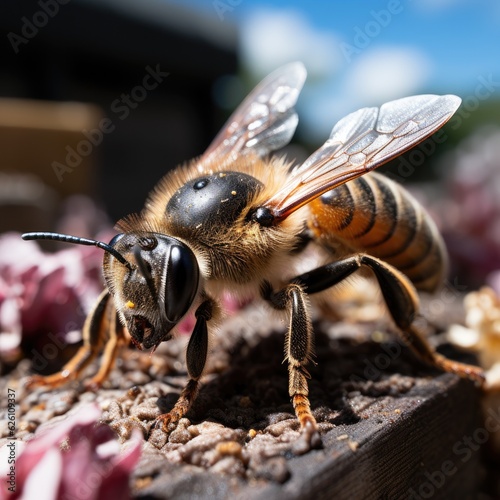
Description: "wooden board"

(1, 304), (486, 499)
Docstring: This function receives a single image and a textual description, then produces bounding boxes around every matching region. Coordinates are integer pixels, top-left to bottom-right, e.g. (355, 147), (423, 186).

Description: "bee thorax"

(165, 171), (263, 232)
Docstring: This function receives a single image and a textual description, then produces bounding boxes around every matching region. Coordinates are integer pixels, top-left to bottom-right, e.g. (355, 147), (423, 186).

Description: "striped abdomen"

(307, 172), (447, 292)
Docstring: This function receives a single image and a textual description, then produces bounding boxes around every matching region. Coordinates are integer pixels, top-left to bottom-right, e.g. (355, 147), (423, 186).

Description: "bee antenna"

(22, 232), (133, 270)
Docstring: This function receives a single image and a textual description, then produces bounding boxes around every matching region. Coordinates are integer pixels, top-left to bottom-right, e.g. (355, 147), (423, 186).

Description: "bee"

(23, 62), (484, 446)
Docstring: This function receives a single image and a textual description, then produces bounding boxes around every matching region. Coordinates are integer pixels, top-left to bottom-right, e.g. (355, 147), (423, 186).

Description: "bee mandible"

(23, 62), (484, 447)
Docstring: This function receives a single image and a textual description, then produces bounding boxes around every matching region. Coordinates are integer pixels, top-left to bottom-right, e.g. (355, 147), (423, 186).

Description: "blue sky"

(170, 0), (500, 139)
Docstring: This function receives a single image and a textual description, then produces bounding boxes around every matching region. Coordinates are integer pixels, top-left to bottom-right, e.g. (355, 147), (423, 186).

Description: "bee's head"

(103, 232), (200, 350)
(21, 230), (200, 351)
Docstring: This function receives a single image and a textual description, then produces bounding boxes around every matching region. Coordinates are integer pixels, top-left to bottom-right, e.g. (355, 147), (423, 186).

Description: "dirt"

(0, 301), (489, 499)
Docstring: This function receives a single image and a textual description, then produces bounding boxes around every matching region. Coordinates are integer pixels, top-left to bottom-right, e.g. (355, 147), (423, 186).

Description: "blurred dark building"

(0, 0), (237, 225)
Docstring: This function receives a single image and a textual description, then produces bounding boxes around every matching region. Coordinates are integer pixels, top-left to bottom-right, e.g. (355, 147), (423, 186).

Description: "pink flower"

(439, 127), (500, 285)
(0, 233), (105, 360)
(0, 404), (142, 500)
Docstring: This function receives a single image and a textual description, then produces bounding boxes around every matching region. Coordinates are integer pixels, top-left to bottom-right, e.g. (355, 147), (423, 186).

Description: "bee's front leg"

(261, 281), (321, 451)
(152, 298), (212, 436)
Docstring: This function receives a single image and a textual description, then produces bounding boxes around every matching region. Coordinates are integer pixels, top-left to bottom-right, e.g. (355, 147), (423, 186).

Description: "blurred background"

(0, 0), (500, 360)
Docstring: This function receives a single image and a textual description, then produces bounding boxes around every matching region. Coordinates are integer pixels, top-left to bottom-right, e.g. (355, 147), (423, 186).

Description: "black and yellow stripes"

(308, 172), (447, 292)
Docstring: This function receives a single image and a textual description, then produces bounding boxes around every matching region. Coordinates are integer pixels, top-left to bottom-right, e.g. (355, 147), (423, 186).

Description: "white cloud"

(299, 46), (433, 141)
(240, 8), (342, 79)
(238, 9), (433, 145)
(343, 46), (432, 104)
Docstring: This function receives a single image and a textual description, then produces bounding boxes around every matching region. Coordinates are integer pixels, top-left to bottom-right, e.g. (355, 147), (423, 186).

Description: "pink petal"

(6, 405), (142, 500)
(21, 448), (62, 500)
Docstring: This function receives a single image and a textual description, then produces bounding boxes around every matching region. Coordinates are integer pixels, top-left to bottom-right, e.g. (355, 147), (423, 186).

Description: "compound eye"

(164, 245), (199, 323)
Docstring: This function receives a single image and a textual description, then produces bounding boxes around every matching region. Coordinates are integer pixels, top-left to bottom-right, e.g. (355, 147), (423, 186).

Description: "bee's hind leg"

(293, 254), (485, 384)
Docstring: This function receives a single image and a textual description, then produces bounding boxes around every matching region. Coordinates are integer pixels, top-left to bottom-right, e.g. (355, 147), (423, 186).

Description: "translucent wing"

(198, 62), (307, 169)
(264, 94), (461, 221)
